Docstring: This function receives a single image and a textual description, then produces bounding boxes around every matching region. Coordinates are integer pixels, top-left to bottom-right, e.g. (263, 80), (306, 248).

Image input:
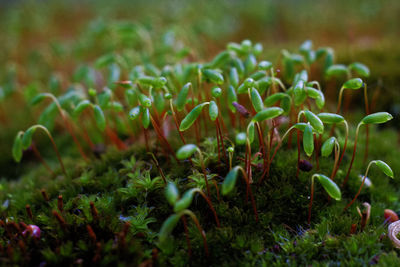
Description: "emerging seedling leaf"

(12, 133), (23, 162)
(304, 110), (324, 134)
(315, 174), (341, 200)
(374, 160), (394, 178)
(209, 101), (218, 121)
(250, 88), (263, 112)
(321, 137), (336, 157)
(317, 113), (344, 124)
(361, 112), (393, 124)
(303, 124), (314, 157)
(93, 105), (106, 131)
(174, 188), (197, 212)
(179, 104), (206, 131)
(176, 144), (198, 160)
(165, 182), (179, 206)
(252, 107), (283, 122)
(177, 83), (191, 111)
(222, 166), (239, 195)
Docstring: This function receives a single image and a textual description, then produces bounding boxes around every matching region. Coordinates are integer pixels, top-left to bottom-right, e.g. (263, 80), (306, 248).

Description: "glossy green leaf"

(244, 54), (257, 74)
(98, 89), (112, 108)
(293, 122), (309, 132)
(315, 174), (341, 200)
(374, 160), (394, 178)
(109, 101), (124, 112)
(94, 105), (106, 131)
(174, 188), (197, 212)
(250, 71), (265, 81)
(73, 100), (92, 117)
(210, 51), (231, 68)
(222, 166), (239, 195)
(22, 127), (36, 150)
(349, 62), (370, 77)
(158, 214), (180, 243)
(305, 110), (324, 134)
(209, 101), (218, 121)
(247, 122), (255, 144)
(235, 132), (247, 145)
(229, 67), (239, 88)
(258, 61), (272, 70)
(176, 144), (198, 160)
(177, 83), (191, 111)
(128, 106), (141, 120)
(293, 80), (307, 106)
(12, 133), (23, 163)
(227, 85), (237, 113)
(141, 107), (150, 129)
(264, 93), (287, 106)
(321, 137), (336, 157)
(154, 77), (167, 88)
(325, 64), (348, 78)
(299, 40), (312, 52)
(207, 86), (220, 100)
(343, 78), (363, 90)
(30, 93), (47, 105)
(179, 103), (206, 131)
(361, 112), (393, 125)
(202, 69), (224, 84)
(139, 93), (152, 108)
(250, 88), (263, 112)
(165, 182), (179, 206)
(303, 124), (314, 157)
(252, 107), (284, 122)
(317, 113), (344, 124)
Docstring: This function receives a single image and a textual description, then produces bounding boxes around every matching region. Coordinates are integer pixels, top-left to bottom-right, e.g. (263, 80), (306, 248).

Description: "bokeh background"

(1, 0), (400, 179)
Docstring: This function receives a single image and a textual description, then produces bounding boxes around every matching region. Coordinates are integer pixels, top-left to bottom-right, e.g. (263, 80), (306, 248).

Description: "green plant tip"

(361, 112), (393, 124)
(176, 144), (198, 160)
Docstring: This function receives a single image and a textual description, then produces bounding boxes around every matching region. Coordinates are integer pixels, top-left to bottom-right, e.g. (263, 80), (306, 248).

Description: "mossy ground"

(1, 116), (400, 266)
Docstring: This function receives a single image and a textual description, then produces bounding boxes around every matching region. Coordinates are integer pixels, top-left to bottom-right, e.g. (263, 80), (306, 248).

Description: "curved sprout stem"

(196, 147), (211, 198)
(180, 209), (209, 257)
(194, 189), (221, 227)
(236, 166), (259, 222)
(342, 122), (363, 187)
(331, 120), (349, 180)
(344, 160), (375, 211)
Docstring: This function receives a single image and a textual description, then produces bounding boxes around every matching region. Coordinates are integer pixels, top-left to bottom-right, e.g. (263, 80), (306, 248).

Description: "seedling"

(13, 125), (66, 176)
(321, 137), (340, 178)
(342, 112), (393, 187)
(222, 166), (258, 222)
(308, 173), (341, 224)
(176, 144), (211, 197)
(31, 92), (88, 160)
(344, 160), (393, 211)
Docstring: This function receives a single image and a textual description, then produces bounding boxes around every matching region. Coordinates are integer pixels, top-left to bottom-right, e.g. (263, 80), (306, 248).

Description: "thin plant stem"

(195, 189), (220, 227)
(181, 210), (209, 257)
(308, 175), (316, 224)
(197, 148), (211, 197)
(31, 143), (54, 175)
(169, 100), (186, 144)
(331, 120), (349, 180)
(181, 216), (192, 257)
(237, 167), (259, 222)
(342, 122), (362, 187)
(344, 160), (375, 211)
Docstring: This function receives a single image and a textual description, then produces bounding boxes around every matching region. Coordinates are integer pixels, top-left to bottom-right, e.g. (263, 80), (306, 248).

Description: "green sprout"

(308, 173), (341, 224)
(344, 160), (393, 211)
(342, 112), (393, 187)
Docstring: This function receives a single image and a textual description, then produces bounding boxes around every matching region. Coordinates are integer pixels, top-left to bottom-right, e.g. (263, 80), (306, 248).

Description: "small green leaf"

(165, 182), (179, 206)
(244, 54), (257, 74)
(293, 80), (307, 106)
(227, 85), (238, 112)
(252, 107), (284, 122)
(94, 105), (106, 131)
(349, 62), (370, 77)
(176, 144), (198, 160)
(73, 100), (91, 117)
(305, 110), (324, 134)
(202, 69), (224, 84)
(343, 78), (363, 90)
(30, 93), (47, 105)
(263, 93), (287, 107)
(209, 101), (218, 121)
(158, 214), (181, 243)
(98, 90), (112, 109)
(361, 112), (393, 125)
(211, 87), (222, 98)
(141, 107), (150, 129)
(22, 127), (36, 150)
(247, 122), (255, 144)
(229, 68), (239, 88)
(177, 83), (191, 112)
(128, 106), (141, 120)
(236, 132), (247, 145)
(210, 51), (231, 68)
(374, 160), (394, 178)
(12, 133), (23, 162)
(222, 166), (239, 195)
(179, 103), (206, 131)
(321, 137), (336, 157)
(317, 113), (344, 124)
(154, 77), (167, 88)
(303, 124), (314, 157)
(139, 93), (152, 108)
(250, 88), (263, 112)
(325, 64), (348, 78)
(174, 189), (197, 212)
(258, 61), (272, 70)
(109, 101), (124, 112)
(293, 123), (308, 132)
(315, 174), (341, 200)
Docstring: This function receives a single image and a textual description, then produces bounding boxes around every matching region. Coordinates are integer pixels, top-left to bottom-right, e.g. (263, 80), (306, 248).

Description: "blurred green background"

(1, 0), (400, 179)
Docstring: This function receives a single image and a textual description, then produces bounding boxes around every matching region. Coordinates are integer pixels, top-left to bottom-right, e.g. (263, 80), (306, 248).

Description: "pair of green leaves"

(165, 182), (198, 213)
(129, 106), (150, 129)
(179, 102), (219, 131)
(74, 100), (106, 131)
